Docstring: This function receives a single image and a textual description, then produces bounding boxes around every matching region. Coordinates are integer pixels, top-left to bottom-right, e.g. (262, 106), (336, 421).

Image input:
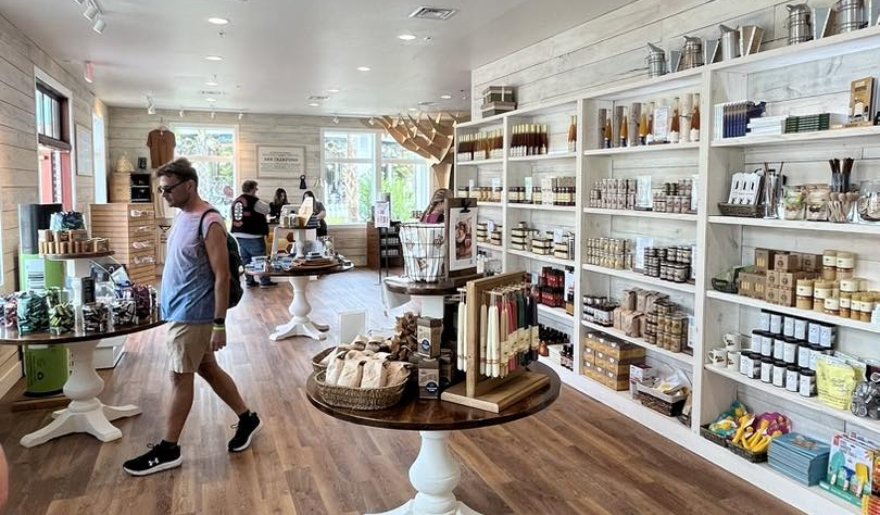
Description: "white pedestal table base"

(20, 340), (140, 448)
(368, 431), (482, 515)
(271, 276), (331, 341)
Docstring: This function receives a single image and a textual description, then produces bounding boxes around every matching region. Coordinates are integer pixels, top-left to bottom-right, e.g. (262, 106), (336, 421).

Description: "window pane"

(324, 131), (374, 159)
(381, 134), (421, 160)
(323, 133), (348, 159)
(324, 162), (375, 224)
(382, 163), (424, 221)
(191, 160), (236, 217)
(36, 91), (43, 135)
(175, 127), (234, 157)
(51, 97), (61, 139)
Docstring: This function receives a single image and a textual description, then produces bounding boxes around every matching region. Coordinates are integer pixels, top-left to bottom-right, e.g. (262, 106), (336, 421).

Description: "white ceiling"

(0, 0), (632, 117)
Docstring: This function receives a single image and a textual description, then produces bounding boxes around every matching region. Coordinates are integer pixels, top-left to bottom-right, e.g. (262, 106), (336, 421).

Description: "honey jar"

(822, 250), (838, 280)
(836, 251), (855, 279)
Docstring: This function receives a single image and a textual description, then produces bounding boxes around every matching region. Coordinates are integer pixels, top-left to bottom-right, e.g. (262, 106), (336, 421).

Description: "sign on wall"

(75, 124), (93, 176)
(257, 145), (305, 178)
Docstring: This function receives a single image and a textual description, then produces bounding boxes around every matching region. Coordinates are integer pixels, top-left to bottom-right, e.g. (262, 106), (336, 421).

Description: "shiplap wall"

(0, 13), (100, 395)
(107, 108), (371, 264)
(471, 0), (802, 116)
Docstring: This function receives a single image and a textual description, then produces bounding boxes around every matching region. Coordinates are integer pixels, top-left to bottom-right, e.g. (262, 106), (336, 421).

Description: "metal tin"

(680, 36), (704, 70)
(787, 4), (813, 44)
(720, 24), (740, 61)
(836, 0), (867, 33)
(646, 43), (667, 78)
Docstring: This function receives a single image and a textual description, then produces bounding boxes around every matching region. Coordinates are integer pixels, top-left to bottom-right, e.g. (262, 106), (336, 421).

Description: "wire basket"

(311, 347), (337, 374)
(312, 369), (409, 411)
(399, 222), (447, 282)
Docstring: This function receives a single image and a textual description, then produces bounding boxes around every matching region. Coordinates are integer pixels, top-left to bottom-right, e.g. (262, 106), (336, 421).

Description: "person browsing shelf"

(302, 190), (328, 237)
(231, 180), (274, 288)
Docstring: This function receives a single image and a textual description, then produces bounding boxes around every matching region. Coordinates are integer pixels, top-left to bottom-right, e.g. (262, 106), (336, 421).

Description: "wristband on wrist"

(212, 325), (225, 332)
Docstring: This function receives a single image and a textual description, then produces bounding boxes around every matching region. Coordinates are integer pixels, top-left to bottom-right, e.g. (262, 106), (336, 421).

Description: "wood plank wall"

(107, 108), (371, 265)
(0, 12), (102, 395)
(471, 0), (807, 116)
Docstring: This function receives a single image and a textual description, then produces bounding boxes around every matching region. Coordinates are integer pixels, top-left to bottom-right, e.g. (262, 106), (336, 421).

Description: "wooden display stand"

(89, 203), (157, 284)
(441, 272), (549, 413)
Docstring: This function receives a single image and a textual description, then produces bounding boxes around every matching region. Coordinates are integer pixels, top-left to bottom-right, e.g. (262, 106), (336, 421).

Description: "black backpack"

(199, 208), (244, 308)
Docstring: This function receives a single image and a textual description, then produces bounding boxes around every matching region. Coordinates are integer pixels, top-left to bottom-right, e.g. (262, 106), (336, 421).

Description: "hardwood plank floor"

(0, 270), (801, 515)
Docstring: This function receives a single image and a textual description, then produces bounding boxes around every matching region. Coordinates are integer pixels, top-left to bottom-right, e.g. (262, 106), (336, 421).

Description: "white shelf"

(508, 249), (575, 268)
(508, 152), (577, 162)
(583, 141), (700, 156)
(711, 125), (880, 148)
(706, 364), (880, 434)
(543, 357), (859, 515)
(476, 242), (503, 252)
(537, 304), (575, 323)
(706, 290), (880, 335)
(708, 216), (880, 235)
(709, 24), (880, 75)
(507, 203), (577, 213)
(581, 320), (693, 367)
(476, 201), (503, 208)
(457, 158), (504, 165)
(582, 264), (696, 294)
(584, 208), (698, 222)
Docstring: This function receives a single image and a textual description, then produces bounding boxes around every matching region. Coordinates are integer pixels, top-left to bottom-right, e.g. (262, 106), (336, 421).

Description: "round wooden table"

(383, 274), (482, 318)
(247, 263), (353, 341)
(307, 362), (560, 515)
(0, 317), (165, 448)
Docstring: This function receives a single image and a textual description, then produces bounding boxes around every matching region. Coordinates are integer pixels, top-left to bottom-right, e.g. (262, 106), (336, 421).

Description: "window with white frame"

(173, 126), (237, 217)
(322, 130), (430, 224)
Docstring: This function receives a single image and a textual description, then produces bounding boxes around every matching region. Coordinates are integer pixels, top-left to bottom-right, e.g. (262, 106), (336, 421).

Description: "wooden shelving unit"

(455, 26), (880, 513)
(88, 203), (157, 284)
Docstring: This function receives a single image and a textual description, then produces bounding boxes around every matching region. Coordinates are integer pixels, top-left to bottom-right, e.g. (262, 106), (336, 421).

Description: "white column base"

(20, 341), (140, 448)
(272, 276), (329, 341)
(368, 431), (482, 515)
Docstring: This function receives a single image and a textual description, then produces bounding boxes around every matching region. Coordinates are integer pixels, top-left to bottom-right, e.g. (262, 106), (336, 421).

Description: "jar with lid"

(769, 313), (783, 334)
(824, 296), (841, 316)
(799, 369), (816, 397)
(840, 292), (852, 318)
(822, 250), (837, 280)
(860, 294), (875, 322)
(772, 360), (786, 388)
(836, 252), (855, 279)
(797, 344), (811, 368)
(760, 357), (774, 383)
(783, 316), (795, 337)
(794, 318), (807, 340)
(492, 186), (503, 202)
(782, 338), (798, 364)
(786, 365), (800, 392)
(533, 186), (542, 205)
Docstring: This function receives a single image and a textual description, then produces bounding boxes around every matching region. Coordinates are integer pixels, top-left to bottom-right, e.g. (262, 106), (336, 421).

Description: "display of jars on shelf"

(458, 186), (503, 203)
(643, 246), (694, 284)
(588, 177), (696, 214)
(510, 222), (575, 259)
(585, 237), (633, 270)
(457, 130), (504, 161)
(509, 123), (548, 157)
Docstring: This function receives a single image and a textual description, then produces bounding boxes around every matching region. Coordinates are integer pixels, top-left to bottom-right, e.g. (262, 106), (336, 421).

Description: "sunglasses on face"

(157, 180), (188, 194)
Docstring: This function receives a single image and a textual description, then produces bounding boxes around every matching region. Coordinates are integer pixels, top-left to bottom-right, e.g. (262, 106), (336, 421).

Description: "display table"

(0, 317), (165, 448)
(247, 263), (353, 341)
(383, 274), (482, 318)
(306, 362), (559, 515)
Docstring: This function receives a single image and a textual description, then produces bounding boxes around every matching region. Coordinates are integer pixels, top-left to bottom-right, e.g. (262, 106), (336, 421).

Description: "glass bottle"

(670, 97), (681, 144)
(603, 115), (613, 149)
(567, 116), (577, 152)
(638, 103), (649, 145)
(690, 93), (701, 142)
(646, 102), (655, 144)
(619, 108), (628, 148)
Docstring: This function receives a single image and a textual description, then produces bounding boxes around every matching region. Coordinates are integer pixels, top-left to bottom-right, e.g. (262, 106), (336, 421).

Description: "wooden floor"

(0, 269), (801, 515)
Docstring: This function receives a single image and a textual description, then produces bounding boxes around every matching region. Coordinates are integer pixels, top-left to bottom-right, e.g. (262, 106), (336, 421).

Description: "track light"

(179, 109), (185, 118)
(83, 61), (95, 83)
(333, 116), (339, 125)
(147, 105), (156, 115)
(83, 4), (98, 21)
(73, 0), (86, 4)
(211, 111), (216, 119)
(238, 112), (244, 120)
(92, 18), (105, 34)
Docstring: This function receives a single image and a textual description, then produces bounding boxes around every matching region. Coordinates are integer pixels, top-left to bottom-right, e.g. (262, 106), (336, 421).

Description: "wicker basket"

(700, 424), (729, 448)
(728, 442), (768, 463)
(313, 369), (409, 411)
(717, 202), (765, 218)
(399, 222), (446, 282)
(311, 347), (337, 374)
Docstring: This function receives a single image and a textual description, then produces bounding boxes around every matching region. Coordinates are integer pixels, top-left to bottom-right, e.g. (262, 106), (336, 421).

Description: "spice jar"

(813, 281), (832, 312)
(783, 316), (795, 337)
(786, 365), (800, 392)
(773, 337), (786, 361)
(824, 296), (841, 316)
(860, 294), (874, 322)
(773, 360), (787, 388)
(836, 252), (855, 279)
(822, 250), (837, 280)
(840, 292), (852, 318)
(796, 279), (814, 310)
(783, 338), (798, 364)
(794, 318), (808, 340)
(799, 369), (816, 397)
(797, 344), (811, 368)
(770, 313), (783, 334)
(760, 357), (774, 383)
(760, 333), (773, 357)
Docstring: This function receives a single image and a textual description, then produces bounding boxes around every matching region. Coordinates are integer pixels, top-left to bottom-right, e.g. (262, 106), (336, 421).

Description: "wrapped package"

(336, 359), (365, 388)
(360, 359), (388, 388)
(17, 291), (49, 335)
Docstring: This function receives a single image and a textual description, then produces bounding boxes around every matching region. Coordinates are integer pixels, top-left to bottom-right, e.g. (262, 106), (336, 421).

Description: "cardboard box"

(774, 253), (802, 272)
(753, 275), (767, 299)
(600, 370), (631, 391)
(801, 253), (821, 272)
(755, 249), (776, 270)
(630, 363), (656, 383)
(779, 288), (796, 307)
(767, 270), (780, 287)
(780, 271), (814, 289)
(765, 287), (780, 304)
(582, 346), (595, 365)
(418, 358), (440, 399)
(599, 339), (647, 361)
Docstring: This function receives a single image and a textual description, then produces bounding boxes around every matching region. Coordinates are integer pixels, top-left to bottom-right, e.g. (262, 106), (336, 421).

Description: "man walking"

(231, 180), (274, 288)
(123, 158), (262, 476)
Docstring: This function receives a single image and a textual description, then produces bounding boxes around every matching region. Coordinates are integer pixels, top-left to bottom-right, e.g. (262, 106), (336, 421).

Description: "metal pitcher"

(646, 43), (667, 78)
(836, 0), (867, 33)
(679, 36), (704, 70)
(787, 4), (813, 44)
(719, 24), (740, 61)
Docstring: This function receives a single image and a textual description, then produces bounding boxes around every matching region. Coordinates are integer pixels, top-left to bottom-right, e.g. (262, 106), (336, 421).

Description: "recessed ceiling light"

(408, 107), (418, 112)
(356, 66), (371, 72)
(205, 55), (223, 61)
(205, 80), (219, 86)
(308, 102), (320, 107)
(205, 97), (217, 103)
(327, 88), (340, 93)
(208, 17), (230, 25)
(440, 94), (452, 100)
(397, 34), (417, 41)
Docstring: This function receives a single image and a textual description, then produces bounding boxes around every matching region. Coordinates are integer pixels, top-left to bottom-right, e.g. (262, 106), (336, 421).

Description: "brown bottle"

(567, 116), (577, 152)
(603, 115), (613, 149)
(638, 104), (649, 145)
(619, 108), (628, 148)
(690, 93), (701, 142)
(670, 97), (681, 143)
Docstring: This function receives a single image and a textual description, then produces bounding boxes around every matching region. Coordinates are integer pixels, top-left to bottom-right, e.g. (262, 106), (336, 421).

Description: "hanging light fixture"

(83, 2), (98, 21)
(83, 61), (95, 83)
(92, 18), (106, 34)
(238, 112), (244, 120)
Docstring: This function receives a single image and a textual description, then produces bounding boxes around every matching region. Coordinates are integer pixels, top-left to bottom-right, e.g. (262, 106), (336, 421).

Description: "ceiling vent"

(199, 90), (224, 96)
(308, 95), (329, 101)
(409, 7), (457, 21)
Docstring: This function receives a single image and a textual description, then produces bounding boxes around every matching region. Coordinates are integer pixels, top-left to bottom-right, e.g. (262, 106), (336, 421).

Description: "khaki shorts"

(166, 322), (214, 373)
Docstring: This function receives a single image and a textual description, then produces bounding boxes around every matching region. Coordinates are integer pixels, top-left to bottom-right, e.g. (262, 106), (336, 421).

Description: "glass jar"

(772, 360), (786, 388)
(786, 365), (800, 392)
(799, 369), (816, 397)
(760, 357), (774, 383)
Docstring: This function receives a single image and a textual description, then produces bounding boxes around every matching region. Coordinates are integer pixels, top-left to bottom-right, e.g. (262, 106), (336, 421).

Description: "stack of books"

(746, 115), (787, 137)
(768, 433), (830, 486)
(713, 101), (768, 139)
(784, 113), (837, 133)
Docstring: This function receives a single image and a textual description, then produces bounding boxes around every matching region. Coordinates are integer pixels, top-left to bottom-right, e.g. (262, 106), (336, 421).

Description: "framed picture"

(257, 145), (305, 178)
(847, 77), (875, 127)
(75, 124), (93, 176)
(446, 199), (477, 274)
